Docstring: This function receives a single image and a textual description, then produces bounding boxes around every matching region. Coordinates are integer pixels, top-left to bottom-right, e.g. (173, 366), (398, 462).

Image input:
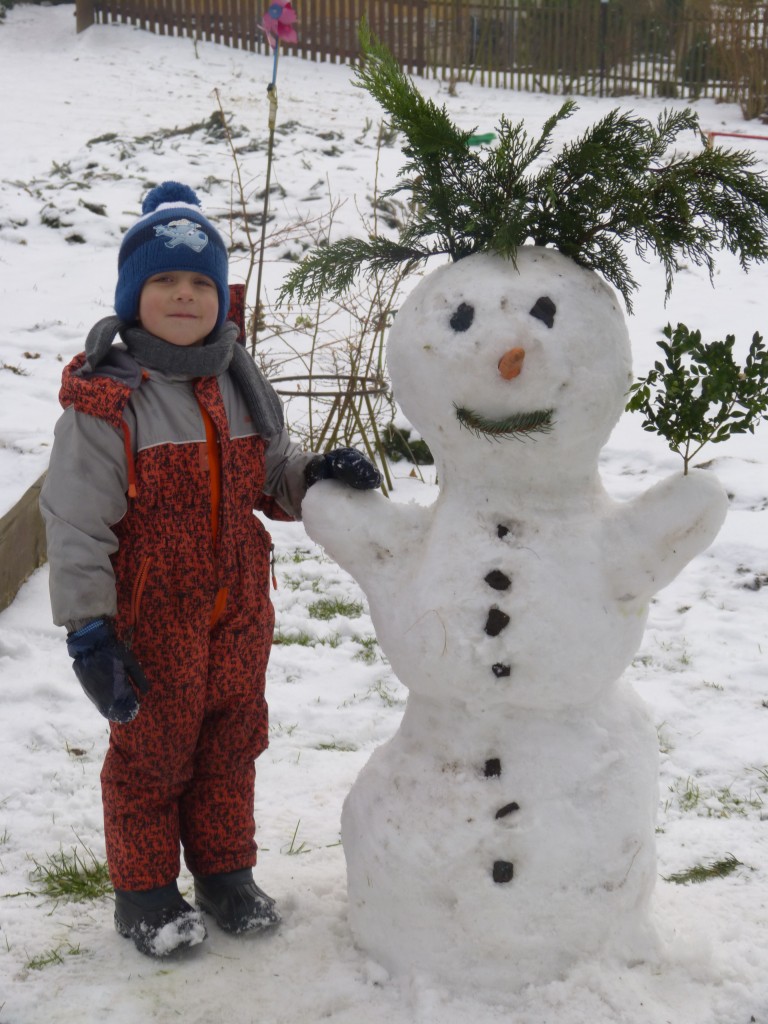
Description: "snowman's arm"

(606, 468), (728, 605)
(301, 480), (428, 585)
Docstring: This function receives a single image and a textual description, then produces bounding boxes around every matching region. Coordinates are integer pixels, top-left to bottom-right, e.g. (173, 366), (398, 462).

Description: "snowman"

(301, 245), (728, 993)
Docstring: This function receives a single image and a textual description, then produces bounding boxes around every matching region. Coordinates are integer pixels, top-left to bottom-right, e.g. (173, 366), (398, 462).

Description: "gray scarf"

(80, 315), (284, 439)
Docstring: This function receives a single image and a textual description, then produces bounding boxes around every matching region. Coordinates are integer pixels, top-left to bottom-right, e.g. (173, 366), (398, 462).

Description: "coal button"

(493, 861), (514, 883)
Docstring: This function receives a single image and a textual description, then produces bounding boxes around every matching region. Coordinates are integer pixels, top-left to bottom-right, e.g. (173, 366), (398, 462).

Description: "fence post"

(76, 0), (96, 32)
(415, 0), (426, 76)
(599, 0), (609, 98)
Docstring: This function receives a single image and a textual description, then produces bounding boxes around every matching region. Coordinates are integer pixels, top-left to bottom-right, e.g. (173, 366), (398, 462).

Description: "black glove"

(66, 619), (150, 724)
(305, 448), (382, 490)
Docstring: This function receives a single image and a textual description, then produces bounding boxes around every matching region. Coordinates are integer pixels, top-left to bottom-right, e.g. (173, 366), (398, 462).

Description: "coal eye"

(450, 302), (475, 332)
(529, 296), (556, 329)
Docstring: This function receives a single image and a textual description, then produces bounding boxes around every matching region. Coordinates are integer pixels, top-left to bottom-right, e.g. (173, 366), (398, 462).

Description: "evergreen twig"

(279, 26), (768, 312)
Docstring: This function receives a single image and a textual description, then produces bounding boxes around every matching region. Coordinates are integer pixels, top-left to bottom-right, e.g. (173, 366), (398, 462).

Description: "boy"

(40, 182), (380, 957)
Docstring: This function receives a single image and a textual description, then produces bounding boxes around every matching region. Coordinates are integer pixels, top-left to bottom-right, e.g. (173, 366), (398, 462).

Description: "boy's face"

(138, 271), (219, 346)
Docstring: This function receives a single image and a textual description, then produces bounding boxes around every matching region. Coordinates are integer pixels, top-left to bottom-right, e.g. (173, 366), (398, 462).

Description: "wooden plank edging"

(0, 474), (48, 614)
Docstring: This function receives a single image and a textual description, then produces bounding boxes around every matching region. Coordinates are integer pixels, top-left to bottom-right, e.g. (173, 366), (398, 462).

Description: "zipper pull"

(270, 543), (278, 591)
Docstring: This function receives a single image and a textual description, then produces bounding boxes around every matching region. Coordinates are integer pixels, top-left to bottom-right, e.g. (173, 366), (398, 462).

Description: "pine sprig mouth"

(455, 405), (555, 440)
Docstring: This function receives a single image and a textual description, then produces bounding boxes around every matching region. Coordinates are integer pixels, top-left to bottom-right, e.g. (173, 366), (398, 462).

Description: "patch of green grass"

(272, 547), (320, 568)
(370, 680), (405, 707)
(308, 597), (363, 621)
(316, 740), (359, 752)
(273, 629), (316, 647)
(714, 784), (763, 817)
(353, 635), (379, 664)
(29, 842), (111, 904)
(282, 820), (311, 856)
(654, 637), (692, 668)
(270, 721), (299, 737)
(282, 574), (322, 593)
(676, 776), (702, 813)
(272, 629), (342, 648)
(288, 548), (315, 564)
(340, 678), (405, 709)
(26, 943), (82, 971)
(668, 774), (764, 818)
(664, 854), (742, 885)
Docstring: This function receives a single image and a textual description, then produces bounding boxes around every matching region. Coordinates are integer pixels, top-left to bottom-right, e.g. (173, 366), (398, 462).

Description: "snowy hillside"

(0, 6), (766, 1024)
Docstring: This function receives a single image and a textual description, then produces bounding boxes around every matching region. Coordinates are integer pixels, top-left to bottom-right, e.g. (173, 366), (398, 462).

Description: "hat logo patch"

(154, 219), (209, 253)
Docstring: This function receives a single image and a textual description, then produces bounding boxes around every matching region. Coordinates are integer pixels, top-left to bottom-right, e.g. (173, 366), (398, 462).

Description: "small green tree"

(280, 25), (768, 313)
(626, 323), (768, 474)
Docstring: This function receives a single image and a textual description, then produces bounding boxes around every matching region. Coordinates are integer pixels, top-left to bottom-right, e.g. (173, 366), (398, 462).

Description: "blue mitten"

(305, 448), (382, 490)
(66, 619), (150, 724)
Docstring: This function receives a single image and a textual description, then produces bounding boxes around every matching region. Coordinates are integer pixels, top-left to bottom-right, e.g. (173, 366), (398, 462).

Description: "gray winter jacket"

(41, 340), (313, 630)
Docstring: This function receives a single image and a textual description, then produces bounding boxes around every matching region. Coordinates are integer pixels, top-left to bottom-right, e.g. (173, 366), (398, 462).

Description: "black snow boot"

(114, 881), (207, 957)
(194, 868), (281, 934)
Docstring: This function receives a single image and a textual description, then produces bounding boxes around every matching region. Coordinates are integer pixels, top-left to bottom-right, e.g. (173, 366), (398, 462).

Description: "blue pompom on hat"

(115, 181), (230, 330)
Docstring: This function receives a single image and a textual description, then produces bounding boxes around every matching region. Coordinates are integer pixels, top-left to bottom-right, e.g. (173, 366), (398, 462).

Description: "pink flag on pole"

(263, 1), (298, 48)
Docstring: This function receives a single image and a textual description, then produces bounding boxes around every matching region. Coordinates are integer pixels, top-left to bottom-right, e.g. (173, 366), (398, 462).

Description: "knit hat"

(115, 181), (230, 329)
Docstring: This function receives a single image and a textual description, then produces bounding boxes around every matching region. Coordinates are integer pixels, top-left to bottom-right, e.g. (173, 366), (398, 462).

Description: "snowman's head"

(387, 247), (632, 482)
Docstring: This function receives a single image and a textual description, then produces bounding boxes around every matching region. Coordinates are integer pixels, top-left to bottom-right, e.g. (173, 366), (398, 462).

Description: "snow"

(0, 6), (767, 1023)
(134, 910), (207, 959)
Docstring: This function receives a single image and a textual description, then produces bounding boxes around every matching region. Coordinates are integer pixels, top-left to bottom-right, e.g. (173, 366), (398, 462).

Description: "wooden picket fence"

(75, 1), (768, 110)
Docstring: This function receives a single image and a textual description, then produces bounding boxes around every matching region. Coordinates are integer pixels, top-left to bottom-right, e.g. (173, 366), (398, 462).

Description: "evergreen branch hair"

(279, 236), (430, 304)
(280, 23), (768, 312)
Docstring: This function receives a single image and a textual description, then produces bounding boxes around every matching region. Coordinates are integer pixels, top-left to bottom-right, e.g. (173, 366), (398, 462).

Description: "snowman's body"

(302, 248), (727, 991)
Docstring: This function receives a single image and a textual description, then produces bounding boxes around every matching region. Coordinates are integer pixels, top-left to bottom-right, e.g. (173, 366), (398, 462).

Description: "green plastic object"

(467, 132), (496, 146)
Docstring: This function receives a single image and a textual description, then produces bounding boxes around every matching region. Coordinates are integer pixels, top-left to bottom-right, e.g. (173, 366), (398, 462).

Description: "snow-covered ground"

(0, 6), (767, 1023)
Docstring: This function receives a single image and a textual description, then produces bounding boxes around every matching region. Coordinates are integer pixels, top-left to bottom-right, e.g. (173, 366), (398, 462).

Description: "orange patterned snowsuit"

(42, 347), (309, 891)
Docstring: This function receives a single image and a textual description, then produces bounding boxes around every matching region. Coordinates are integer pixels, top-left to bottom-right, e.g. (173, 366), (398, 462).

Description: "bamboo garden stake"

(252, 1), (298, 356)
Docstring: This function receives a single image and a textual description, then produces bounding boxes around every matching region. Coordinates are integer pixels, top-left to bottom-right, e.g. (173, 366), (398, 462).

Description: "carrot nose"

(498, 347), (525, 380)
